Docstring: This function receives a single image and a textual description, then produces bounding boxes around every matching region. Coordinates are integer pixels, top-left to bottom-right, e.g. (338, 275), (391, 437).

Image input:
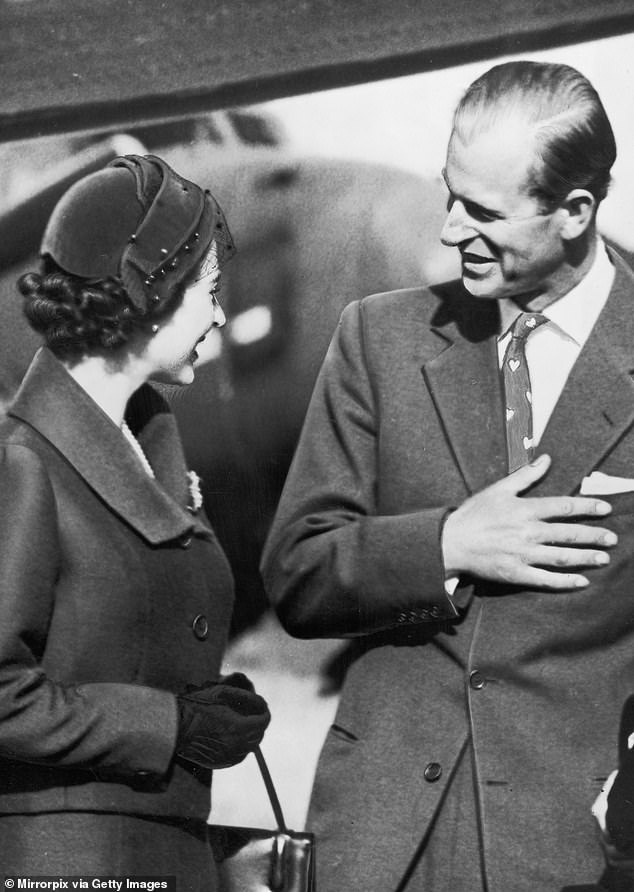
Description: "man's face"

(441, 125), (568, 305)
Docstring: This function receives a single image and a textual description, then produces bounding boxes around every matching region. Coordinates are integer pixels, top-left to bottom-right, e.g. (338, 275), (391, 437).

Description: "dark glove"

(175, 675), (270, 770)
(218, 672), (256, 692)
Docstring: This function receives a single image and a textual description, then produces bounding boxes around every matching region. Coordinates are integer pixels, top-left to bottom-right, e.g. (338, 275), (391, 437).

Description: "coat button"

(192, 614), (209, 640)
(424, 762), (442, 782)
(469, 669), (486, 690)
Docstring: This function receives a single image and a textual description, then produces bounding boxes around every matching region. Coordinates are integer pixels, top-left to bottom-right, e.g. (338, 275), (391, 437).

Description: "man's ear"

(559, 189), (596, 240)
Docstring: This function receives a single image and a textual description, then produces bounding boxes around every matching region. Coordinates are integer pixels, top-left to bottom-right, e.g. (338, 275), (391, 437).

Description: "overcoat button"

(424, 762), (442, 782)
(192, 614), (209, 640)
(469, 669), (486, 690)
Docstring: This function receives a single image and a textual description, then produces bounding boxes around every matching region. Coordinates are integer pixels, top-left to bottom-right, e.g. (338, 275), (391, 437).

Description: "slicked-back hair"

(453, 61), (616, 210)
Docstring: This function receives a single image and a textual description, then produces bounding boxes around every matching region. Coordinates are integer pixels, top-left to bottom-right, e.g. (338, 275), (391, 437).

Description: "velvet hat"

(40, 154), (235, 314)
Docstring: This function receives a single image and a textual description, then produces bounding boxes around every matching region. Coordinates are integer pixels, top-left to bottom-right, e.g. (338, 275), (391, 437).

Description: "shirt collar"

(498, 238), (615, 347)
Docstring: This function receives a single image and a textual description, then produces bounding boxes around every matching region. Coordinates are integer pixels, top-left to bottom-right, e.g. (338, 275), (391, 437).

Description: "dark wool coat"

(0, 349), (234, 844)
(261, 251), (634, 891)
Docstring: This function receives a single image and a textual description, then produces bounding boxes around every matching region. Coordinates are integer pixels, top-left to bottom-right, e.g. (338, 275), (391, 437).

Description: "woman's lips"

(190, 332), (209, 362)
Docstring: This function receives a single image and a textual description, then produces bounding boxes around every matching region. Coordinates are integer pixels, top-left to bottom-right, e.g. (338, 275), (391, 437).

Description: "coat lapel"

(9, 348), (211, 545)
(530, 252), (634, 497)
(422, 293), (508, 495)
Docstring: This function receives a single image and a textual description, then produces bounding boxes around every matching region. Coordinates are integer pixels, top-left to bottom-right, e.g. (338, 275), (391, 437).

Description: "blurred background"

(2, 0), (634, 829)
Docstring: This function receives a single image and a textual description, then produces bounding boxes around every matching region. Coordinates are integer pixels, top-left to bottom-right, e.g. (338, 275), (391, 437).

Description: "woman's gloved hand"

(175, 674), (270, 769)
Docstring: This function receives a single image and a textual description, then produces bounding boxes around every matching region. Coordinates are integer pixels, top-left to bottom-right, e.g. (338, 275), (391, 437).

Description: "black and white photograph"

(2, 2), (634, 889)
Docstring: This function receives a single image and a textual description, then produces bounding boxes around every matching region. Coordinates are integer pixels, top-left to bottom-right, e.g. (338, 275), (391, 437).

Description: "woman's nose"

(211, 296), (226, 328)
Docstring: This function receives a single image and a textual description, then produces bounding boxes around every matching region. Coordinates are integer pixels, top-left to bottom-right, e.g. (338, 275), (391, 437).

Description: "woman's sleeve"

(260, 300), (459, 639)
(0, 444), (178, 778)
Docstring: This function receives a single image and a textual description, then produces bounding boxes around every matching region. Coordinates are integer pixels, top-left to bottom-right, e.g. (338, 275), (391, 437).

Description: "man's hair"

(453, 60), (616, 209)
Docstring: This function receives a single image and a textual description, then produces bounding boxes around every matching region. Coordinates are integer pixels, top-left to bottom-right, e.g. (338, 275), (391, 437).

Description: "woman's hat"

(40, 154), (235, 313)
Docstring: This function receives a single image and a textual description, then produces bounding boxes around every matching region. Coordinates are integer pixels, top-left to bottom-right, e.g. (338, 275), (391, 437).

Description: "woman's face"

(142, 260), (225, 386)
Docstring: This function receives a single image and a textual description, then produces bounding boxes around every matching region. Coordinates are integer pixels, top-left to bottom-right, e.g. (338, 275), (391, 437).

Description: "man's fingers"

(503, 457), (613, 521)
(537, 522), (618, 548)
(514, 566), (589, 590)
(531, 544), (611, 569)
(530, 496), (613, 520)
(502, 452), (551, 494)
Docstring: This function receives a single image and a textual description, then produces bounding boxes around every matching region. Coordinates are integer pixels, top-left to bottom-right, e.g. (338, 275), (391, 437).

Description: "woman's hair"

(18, 263), (181, 358)
(453, 60), (617, 210)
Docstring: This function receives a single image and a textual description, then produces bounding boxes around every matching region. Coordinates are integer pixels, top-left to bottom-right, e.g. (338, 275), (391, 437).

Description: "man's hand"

(442, 454), (617, 589)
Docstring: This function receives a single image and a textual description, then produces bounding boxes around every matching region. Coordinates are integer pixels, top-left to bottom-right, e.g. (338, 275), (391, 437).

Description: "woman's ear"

(559, 188), (596, 240)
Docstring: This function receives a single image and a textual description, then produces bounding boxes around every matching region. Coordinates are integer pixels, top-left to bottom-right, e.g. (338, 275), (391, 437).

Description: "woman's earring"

(151, 323), (159, 334)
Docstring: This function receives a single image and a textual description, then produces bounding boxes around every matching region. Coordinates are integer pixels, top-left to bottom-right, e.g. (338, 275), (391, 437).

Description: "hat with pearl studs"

(40, 153), (235, 314)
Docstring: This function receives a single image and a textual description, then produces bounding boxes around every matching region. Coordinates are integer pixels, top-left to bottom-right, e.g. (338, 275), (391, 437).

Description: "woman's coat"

(0, 346), (234, 822)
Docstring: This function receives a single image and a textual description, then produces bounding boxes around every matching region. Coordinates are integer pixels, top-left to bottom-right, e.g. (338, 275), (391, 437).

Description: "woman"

(0, 154), (270, 884)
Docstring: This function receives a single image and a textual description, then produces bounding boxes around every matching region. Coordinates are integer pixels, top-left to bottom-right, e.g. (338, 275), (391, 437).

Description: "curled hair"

(18, 263), (160, 358)
(453, 61), (616, 209)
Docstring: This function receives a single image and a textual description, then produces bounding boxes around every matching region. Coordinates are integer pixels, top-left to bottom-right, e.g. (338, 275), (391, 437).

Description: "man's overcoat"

(262, 251), (634, 891)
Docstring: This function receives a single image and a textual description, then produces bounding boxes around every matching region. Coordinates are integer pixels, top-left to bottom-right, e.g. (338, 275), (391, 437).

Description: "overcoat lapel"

(530, 253), (634, 497)
(422, 299), (508, 495)
(8, 348), (211, 544)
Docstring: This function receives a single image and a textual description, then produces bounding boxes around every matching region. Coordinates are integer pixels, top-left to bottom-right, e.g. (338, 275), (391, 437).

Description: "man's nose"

(440, 201), (476, 247)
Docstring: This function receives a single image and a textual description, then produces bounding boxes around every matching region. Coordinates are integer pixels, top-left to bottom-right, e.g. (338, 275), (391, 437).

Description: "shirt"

(497, 239), (615, 444)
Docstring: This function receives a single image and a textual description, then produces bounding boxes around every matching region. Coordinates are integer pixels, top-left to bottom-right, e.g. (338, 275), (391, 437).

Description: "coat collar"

(422, 286), (507, 495)
(422, 251), (634, 497)
(8, 347), (212, 544)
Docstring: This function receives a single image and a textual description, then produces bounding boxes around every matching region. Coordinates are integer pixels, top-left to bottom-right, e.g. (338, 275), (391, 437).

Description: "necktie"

(502, 312), (547, 472)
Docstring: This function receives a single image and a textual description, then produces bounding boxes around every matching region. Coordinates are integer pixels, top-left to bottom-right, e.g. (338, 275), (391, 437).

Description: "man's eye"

(465, 202), (496, 223)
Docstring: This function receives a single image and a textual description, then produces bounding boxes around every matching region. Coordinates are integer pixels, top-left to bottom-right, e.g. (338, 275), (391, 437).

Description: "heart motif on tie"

(523, 436), (533, 450)
(525, 390), (532, 404)
(526, 317), (537, 328)
(506, 408), (515, 421)
(509, 359), (520, 372)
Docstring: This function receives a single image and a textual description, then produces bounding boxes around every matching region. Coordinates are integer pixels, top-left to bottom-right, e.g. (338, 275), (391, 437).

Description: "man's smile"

(460, 248), (496, 272)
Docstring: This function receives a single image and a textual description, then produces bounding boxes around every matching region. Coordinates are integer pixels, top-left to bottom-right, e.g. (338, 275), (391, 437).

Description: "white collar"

(498, 238), (615, 347)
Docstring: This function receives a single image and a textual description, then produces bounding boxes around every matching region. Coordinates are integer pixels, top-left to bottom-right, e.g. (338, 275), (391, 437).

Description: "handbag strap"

(254, 746), (288, 833)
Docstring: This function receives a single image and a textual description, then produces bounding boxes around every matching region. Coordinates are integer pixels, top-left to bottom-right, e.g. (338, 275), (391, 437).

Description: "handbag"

(208, 747), (316, 891)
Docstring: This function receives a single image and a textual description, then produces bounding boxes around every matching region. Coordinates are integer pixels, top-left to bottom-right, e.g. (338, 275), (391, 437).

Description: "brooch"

(186, 470), (203, 514)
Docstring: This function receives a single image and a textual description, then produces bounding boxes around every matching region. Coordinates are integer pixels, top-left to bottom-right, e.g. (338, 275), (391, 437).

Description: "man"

(261, 61), (634, 890)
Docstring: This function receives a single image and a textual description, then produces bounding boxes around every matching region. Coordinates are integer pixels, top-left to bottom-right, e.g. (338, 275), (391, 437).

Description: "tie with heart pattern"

(502, 312), (548, 473)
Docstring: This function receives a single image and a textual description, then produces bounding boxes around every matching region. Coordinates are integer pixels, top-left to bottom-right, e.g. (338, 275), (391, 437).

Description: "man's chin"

(461, 275), (502, 300)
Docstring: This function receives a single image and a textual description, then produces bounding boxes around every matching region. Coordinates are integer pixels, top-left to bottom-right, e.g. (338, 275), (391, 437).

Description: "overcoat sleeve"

(0, 444), (178, 778)
(261, 299), (459, 638)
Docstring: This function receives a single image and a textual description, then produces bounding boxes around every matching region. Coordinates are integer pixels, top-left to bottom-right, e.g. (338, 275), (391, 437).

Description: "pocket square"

(580, 472), (634, 495)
